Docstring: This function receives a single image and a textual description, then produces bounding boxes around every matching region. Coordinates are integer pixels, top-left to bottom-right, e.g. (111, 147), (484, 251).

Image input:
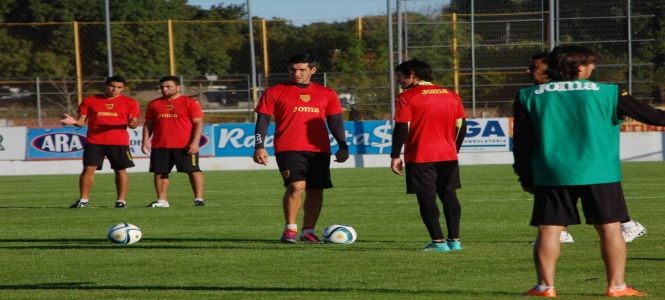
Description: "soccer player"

(61, 76), (140, 208)
(390, 59), (466, 252)
(141, 76), (205, 208)
(253, 53), (349, 243)
(514, 45), (663, 297)
(527, 52), (647, 244)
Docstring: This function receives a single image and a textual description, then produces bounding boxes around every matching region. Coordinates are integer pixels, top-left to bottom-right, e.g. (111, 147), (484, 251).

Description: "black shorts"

(82, 143), (134, 170)
(405, 160), (461, 194)
(275, 151), (332, 189)
(149, 148), (202, 174)
(530, 182), (629, 226)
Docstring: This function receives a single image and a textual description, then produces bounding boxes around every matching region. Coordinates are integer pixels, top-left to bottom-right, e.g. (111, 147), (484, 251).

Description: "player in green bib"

(513, 45), (665, 297)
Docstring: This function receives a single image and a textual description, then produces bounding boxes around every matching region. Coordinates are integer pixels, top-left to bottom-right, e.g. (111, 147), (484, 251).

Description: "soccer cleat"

(621, 221), (647, 243)
(606, 285), (647, 297)
(280, 229), (297, 243)
(526, 287), (556, 297)
(147, 201), (170, 208)
(447, 239), (462, 250)
(69, 199), (90, 208)
(559, 231), (574, 243)
(193, 199), (205, 207)
(115, 201), (126, 208)
(423, 242), (451, 252)
(299, 232), (320, 243)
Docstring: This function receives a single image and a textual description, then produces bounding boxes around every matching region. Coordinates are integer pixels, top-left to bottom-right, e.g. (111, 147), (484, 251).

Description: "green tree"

(0, 29), (32, 77)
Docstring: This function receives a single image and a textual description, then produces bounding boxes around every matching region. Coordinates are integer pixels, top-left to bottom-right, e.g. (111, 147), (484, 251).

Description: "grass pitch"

(0, 162), (663, 299)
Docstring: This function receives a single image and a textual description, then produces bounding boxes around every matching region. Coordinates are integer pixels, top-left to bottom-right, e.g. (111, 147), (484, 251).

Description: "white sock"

(195, 198), (204, 202)
(285, 224), (297, 231)
(535, 284), (553, 291)
(157, 199), (168, 203)
(612, 283), (627, 290)
(116, 200), (125, 203)
(80, 198), (89, 203)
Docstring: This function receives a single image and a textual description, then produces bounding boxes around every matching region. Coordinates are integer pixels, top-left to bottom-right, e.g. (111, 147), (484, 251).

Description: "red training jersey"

(255, 82), (343, 154)
(145, 95), (204, 148)
(78, 94), (140, 146)
(394, 83), (465, 163)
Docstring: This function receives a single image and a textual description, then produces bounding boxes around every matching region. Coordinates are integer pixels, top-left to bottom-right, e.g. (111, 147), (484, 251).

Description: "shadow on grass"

(0, 238), (421, 251)
(0, 238), (550, 252)
(0, 282), (527, 297)
(0, 206), (80, 209)
(0, 205), (226, 209)
(631, 257), (665, 261)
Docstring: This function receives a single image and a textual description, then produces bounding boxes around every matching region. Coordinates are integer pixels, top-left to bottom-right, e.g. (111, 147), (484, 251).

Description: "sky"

(187, 0), (446, 26)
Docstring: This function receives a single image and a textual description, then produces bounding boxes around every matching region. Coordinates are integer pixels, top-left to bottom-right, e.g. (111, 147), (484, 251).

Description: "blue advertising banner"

(27, 125), (215, 160)
(461, 118), (510, 152)
(27, 127), (88, 159)
(198, 125), (216, 157)
(24, 120), (510, 160)
(213, 119), (510, 157)
(214, 120), (394, 157)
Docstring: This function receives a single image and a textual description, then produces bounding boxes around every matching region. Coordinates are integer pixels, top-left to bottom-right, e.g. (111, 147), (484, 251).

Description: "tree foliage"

(0, 0), (662, 119)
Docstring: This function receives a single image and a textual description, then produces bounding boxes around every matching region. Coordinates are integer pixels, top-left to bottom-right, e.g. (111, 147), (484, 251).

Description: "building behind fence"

(0, 0), (661, 127)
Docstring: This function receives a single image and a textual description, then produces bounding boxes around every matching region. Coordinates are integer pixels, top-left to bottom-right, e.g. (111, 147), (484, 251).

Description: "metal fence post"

(73, 21), (83, 105)
(627, 0), (633, 94)
(470, 0), (476, 117)
(168, 19), (176, 75)
(247, 0), (258, 122)
(36, 77), (42, 127)
(387, 0), (396, 119)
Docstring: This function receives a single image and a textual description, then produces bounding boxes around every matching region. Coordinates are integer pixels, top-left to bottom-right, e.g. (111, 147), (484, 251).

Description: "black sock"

(416, 193), (444, 240)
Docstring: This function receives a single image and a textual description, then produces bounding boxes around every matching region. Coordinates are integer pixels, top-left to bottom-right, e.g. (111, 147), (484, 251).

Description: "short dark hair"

(546, 45), (596, 81)
(106, 75), (126, 85)
(159, 75), (181, 85)
(531, 52), (548, 61)
(528, 52), (548, 73)
(288, 53), (316, 68)
(394, 58), (433, 82)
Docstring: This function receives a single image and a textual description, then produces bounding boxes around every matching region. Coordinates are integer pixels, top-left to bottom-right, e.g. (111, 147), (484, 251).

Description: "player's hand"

(141, 143), (151, 155)
(334, 148), (349, 163)
(390, 157), (403, 176)
(253, 148), (269, 166)
(187, 142), (200, 154)
(60, 113), (76, 126)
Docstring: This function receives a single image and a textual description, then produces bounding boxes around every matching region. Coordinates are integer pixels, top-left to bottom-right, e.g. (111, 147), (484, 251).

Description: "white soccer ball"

(107, 223), (142, 245)
(322, 224), (357, 244)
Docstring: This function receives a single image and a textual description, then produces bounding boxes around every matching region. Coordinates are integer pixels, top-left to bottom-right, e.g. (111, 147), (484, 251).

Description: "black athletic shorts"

(275, 151), (332, 189)
(83, 143), (134, 170)
(149, 148), (202, 174)
(405, 160), (461, 194)
(530, 182), (629, 226)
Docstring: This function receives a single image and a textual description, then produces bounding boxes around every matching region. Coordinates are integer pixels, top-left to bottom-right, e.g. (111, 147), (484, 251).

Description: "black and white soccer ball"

(107, 223), (142, 245)
(322, 224), (357, 244)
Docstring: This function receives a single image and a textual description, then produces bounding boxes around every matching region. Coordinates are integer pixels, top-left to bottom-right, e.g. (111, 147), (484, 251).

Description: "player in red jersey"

(253, 53), (349, 243)
(141, 76), (205, 208)
(61, 75), (140, 208)
(390, 59), (467, 252)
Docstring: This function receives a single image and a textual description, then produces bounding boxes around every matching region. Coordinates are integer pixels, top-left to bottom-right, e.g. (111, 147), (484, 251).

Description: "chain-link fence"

(403, 0), (661, 117)
(0, 0), (661, 126)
